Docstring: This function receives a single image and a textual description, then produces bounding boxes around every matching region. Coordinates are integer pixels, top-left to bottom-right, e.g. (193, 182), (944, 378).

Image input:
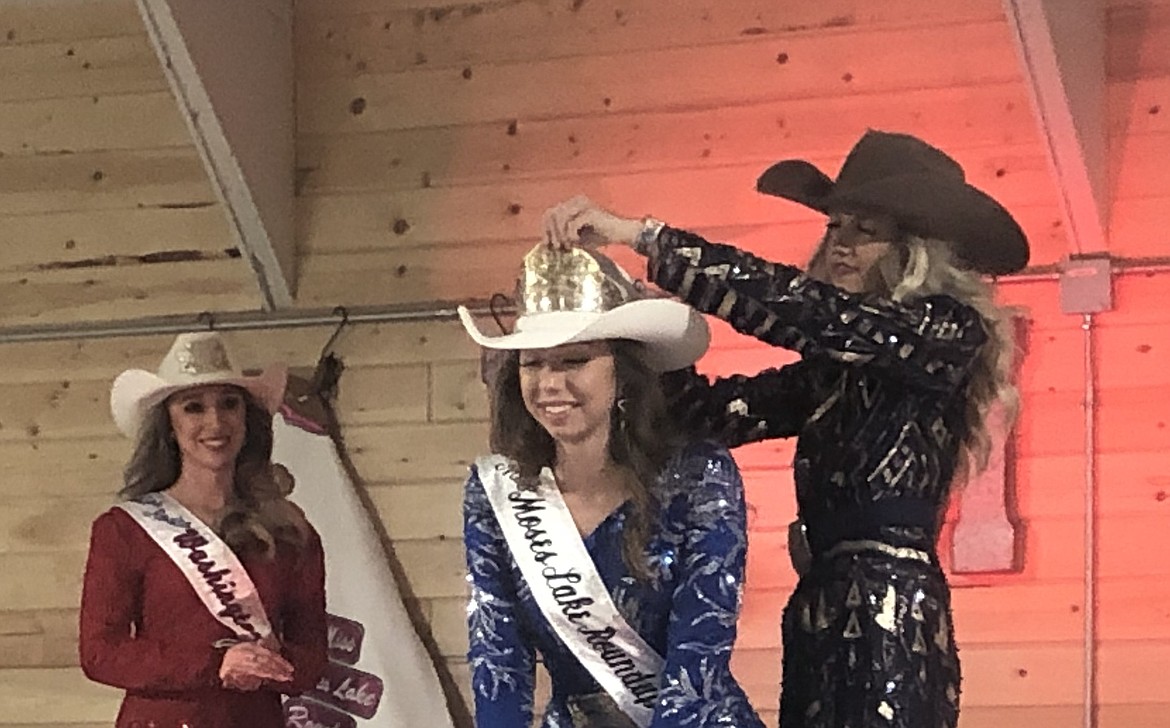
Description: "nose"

(202, 405), (235, 429)
(536, 366), (567, 394)
(827, 224), (861, 255)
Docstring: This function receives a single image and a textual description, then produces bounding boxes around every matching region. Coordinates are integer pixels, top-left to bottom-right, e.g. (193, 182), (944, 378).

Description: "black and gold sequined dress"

(644, 227), (987, 728)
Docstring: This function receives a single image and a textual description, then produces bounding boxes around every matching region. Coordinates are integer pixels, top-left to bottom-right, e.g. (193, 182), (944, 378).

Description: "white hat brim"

(110, 364), (289, 438)
(458, 299), (709, 371)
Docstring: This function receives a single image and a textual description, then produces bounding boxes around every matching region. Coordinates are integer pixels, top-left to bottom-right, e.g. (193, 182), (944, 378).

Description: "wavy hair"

(489, 340), (685, 580)
(120, 387), (309, 557)
(806, 232), (1020, 477)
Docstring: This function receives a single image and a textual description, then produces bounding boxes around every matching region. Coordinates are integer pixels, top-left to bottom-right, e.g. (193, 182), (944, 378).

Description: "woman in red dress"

(79, 331), (328, 728)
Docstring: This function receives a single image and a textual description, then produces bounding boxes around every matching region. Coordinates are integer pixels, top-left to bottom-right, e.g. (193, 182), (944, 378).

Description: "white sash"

(116, 492), (274, 642)
(476, 455), (664, 727)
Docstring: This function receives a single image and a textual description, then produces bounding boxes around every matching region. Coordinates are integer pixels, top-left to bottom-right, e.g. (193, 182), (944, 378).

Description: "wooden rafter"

(1003, 0), (1108, 255)
(135, 0), (297, 309)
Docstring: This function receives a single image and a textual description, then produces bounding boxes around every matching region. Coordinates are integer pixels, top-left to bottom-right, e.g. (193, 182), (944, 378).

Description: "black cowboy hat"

(756, 129), (1029, 275)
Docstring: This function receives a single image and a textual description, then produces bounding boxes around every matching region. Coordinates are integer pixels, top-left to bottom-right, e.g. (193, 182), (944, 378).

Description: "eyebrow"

(173, 388), (239, 403)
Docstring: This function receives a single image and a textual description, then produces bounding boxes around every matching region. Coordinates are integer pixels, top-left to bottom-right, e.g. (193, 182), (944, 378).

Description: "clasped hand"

(219, 637), (293, 691)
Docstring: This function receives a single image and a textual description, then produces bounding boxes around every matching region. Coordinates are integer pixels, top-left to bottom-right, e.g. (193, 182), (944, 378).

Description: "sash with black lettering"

(476, 455), (664, 727)
(116, 492), (273, 642)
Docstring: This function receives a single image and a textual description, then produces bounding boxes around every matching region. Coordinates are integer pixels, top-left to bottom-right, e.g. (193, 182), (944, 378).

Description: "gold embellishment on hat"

(518, 245), (639, 315)
(176, 336), (233, 375)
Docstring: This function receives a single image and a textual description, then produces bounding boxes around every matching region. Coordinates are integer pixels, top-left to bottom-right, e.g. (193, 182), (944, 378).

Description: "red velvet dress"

(79, 507), (328, 728)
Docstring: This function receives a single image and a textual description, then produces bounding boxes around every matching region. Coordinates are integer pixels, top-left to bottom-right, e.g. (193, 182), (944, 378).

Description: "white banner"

(116, 492), (273, 643)
(273, 410), (455, 728)
(476, 455), (663, 727)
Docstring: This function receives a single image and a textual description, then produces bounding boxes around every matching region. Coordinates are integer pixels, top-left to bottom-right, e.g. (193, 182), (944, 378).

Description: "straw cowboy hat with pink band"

(110, 331), (288, 438)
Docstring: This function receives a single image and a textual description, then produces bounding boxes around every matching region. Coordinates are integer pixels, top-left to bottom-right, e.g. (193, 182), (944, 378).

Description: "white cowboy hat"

(110, 331), (288, 438)
(459, 244), (709, 372)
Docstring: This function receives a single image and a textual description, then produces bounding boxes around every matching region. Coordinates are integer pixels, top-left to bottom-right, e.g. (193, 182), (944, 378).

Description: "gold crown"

(517, 245), (640, 316)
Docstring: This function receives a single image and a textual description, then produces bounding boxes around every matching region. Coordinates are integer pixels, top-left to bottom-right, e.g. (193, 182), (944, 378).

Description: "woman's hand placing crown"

(542, 195), (644, 251)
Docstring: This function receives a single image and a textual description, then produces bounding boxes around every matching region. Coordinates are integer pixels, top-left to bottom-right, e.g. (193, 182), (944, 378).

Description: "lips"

(535, 402), (581, 426)
(537, 402), (577, 416)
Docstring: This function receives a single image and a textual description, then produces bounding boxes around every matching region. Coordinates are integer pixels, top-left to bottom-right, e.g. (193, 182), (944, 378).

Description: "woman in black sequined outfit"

(542, 131), (1029, 728)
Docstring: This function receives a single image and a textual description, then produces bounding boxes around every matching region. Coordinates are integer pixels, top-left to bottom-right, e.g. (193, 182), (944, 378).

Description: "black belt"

(804, 498), (939, 557)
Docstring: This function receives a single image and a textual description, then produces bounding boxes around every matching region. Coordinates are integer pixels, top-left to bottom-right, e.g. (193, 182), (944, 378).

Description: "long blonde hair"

(807, 232), (1020, 476)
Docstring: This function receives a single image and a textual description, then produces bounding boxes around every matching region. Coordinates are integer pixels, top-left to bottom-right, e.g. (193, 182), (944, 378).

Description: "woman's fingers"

(220, 641), (294, 686)
(541, 207), (559, 250)
(575, 210), (616, 247)
(542, 205), (569, 249)
(249, 648), (294, 680)
(560, 199), (593, 243)
(543, 196), (645, 249)
(223, 671), (263, 691)
(542, 196), (602, 250)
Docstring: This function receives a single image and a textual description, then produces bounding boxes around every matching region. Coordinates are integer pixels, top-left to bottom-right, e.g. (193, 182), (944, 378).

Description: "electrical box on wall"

(1059, 255), (1114, 314)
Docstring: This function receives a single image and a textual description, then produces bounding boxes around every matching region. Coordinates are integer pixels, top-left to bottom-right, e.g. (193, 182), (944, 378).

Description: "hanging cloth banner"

(274, 408), (456, 728)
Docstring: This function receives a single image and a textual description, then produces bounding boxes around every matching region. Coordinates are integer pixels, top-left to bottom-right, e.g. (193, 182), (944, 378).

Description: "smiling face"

(165, 384), (248, 474)
(518, 341), (617, 447)
(823, 211), (899, 293)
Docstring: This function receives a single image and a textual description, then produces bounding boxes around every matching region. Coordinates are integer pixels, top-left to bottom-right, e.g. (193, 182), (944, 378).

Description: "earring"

(615, 398), (629, 431)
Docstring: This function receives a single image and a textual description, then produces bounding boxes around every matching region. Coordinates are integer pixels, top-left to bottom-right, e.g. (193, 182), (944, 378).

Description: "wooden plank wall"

(1, 0), (1168, 727)
(289, 0), (1169, 307)
(0, 0), (255, 328)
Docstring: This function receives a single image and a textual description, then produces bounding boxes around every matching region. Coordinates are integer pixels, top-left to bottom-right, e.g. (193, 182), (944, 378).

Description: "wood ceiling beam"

(1003, 0), (1108, 255)
(136, 0), (297, 309)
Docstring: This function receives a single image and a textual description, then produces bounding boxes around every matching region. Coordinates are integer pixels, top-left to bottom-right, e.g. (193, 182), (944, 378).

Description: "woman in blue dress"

(459, 243), (765, 728)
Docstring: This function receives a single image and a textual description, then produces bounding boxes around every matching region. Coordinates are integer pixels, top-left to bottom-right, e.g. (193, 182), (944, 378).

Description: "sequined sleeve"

(463, 466), (536, 728)
(645, 226), (988, 392)
(661, 362), (814, 448)
(653, 444), (757, 727)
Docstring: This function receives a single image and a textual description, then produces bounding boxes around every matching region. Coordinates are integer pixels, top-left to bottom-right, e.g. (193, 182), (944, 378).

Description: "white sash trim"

(476, 455), (664, 727)
(116, 492), (273, 642)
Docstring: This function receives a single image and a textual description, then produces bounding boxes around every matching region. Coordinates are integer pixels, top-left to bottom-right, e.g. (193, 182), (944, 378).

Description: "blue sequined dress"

(463, 441), (765, 728)
(643, 226), (983, 728)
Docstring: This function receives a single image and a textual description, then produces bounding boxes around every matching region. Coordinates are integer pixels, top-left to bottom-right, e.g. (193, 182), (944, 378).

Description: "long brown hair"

(121, 387), (309, 557)
(489, 340), (685, 579)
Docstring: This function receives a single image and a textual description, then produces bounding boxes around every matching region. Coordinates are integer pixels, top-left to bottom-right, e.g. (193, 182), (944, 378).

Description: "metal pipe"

(1081, 312), (1098, 728)
(995, 257), (1170, 285)
(0, 300), (503, 345)
(2, 258), (1168, 345)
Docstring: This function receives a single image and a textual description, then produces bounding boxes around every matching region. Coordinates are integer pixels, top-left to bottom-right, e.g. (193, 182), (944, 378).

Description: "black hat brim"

(757, 161), (1029, 276)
